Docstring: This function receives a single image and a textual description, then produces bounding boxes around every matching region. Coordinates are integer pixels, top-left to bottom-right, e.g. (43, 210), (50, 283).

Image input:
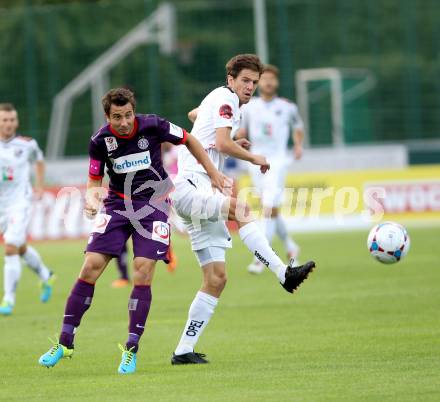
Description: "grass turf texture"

(1, 227), (439, 402)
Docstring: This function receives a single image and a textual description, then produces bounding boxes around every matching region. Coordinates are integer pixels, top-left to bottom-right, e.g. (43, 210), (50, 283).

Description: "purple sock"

(59, 279), (95, 347)
(126, 285), (152, 353)
(117, 246), (129, 280)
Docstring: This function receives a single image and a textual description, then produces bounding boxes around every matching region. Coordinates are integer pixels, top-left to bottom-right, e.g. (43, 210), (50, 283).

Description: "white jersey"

(178, 86), (241, 174)
(241, 96), (303, 159)
(0, 135), (43, 206)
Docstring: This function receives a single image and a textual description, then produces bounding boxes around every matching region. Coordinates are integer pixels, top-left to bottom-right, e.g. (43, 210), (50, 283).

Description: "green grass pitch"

(1, 227), (439, 401)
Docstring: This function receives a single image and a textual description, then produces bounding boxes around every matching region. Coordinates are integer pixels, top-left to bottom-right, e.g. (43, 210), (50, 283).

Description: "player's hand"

(84, 203), (98, 220)
(84, 186), (107, 220)
(294, 144), (303, 160)
(235, 138), (251, 150)
(210, 171), (233, 196)
(221, 175), (234, 197)
(251, 154), (270, 174)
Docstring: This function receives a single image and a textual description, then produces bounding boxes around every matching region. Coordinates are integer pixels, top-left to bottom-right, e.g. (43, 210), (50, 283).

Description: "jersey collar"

(223, 85), (235, 94)
(0, 134), (16, 143)
(109, 117), (138, 139)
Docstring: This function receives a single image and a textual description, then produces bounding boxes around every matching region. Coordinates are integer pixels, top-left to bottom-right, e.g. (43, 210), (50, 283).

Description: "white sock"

(253, 218), (276, 265)
(276, 215), (299, 256)
(3, 255), (22, 305)
(175, 291), (218, 355)
(239, 222), (286, 283)
(22, 246), (51, 282)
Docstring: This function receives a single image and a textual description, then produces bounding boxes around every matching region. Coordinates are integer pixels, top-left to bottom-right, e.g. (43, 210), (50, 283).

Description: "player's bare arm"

(34, 160), (45, 199)
(233, 127), (248, 140)
(233, 128), (251, 149)
(187, 107), (199, 123)
(84, 177), (106, 219)
(234, 137), (251, 150)
(293, 127), (304, 160)
(184, 133), (232, 193)
(215, 126), (269, 173)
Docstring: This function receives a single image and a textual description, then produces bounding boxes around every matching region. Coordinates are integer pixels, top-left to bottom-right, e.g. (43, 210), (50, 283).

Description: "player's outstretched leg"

(240, 222), (316, 293)
(282, 259), (315, 293)
(247, 217), (275, 275)
(229, 198), (316, 293)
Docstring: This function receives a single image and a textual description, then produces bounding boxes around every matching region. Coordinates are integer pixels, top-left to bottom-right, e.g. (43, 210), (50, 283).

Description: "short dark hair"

(0, 103), (16, 112)
(225, 54), (264, 80)
(102, 88), (136, 116)
(262, 64), (280, 78)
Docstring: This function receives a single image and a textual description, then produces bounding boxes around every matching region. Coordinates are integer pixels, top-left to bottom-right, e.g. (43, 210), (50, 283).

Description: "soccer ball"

(367, 222), (410, 264)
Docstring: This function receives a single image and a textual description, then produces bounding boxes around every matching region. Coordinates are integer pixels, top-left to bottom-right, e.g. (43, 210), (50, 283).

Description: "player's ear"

(227, 74), (234, 87)
(105, 114), (110, 123)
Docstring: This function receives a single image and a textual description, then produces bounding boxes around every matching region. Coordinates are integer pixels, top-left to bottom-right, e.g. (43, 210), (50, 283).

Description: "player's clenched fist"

(84, 186), (107, 220)
(84, 203), (98, 220)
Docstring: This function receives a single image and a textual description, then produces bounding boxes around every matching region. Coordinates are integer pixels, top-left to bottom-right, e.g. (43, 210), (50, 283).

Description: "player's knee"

(133, 258), (155, 272)
(229, 198), (252, 224)
(80, 257), (104, 280)
(208, 271), (227, 291)
(132, 259), (155, 285)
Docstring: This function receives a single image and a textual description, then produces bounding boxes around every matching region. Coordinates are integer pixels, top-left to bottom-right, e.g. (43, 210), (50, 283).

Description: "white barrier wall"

(24, 144), (413, 240)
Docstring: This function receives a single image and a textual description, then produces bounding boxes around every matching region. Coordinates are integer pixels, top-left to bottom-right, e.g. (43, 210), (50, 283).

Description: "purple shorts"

(86, 196), (171, 262)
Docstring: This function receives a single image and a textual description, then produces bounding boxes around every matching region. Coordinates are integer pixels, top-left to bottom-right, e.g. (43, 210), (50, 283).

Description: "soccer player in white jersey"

(239, 64), (304, 274)
(0, 103), (55, 316)
(170, 54), (315, 365)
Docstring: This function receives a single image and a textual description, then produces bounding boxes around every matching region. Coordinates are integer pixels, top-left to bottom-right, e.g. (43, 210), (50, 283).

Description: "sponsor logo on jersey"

(169, 122), (184, 139)
(219, 104), (233, 119)
(104, 136), (118, 152)
(112, 151), (151, 173)
(254, 250), (269, 267)
(1, 166), (14, 181)
(152, 221), (169, 245)
(137, 137), (149, 150)
(89, 158), (101, 176)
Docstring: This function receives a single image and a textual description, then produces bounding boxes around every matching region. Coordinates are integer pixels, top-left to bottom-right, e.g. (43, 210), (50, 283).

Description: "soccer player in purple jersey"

(38, 88), (229, 374)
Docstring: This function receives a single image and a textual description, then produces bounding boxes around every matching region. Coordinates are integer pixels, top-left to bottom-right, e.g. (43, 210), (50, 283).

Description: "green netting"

(0, 0), (439, 155)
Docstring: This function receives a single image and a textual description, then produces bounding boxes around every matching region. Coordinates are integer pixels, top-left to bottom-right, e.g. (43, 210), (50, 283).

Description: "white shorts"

(248, 159), (289, 208)
(194, 246), (226, 267)
(0, 203), (32, 247)
(171, 172), (232, 251)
